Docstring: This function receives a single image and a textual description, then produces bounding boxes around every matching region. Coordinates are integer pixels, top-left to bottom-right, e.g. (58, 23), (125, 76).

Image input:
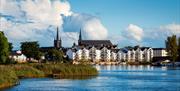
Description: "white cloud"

(0, 0), (109, 48)
(62, 32), (79, 47)
(160, 23), (180, 35)
(0, 0), (23, 19)
(125, 24), (144, 42)
(83, 18), (108, 40)
(62, 13), (108, 40)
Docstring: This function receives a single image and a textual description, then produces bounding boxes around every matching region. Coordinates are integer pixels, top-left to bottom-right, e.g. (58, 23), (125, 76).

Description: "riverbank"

(0, 63), (98, 89)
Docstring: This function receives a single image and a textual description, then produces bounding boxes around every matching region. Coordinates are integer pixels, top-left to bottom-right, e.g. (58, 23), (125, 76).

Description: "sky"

(0, 0), (180, 49)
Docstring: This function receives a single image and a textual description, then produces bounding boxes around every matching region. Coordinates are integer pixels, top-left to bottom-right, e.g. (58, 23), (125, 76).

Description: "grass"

(0, 63), (98, 89)
(13, 64), (44, 78)
(0, 65), (18, 89)
(33, 64), (98, 76)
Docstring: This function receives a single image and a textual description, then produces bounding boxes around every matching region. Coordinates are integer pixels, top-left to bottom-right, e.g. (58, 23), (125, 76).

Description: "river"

(4, 65), (180, 91)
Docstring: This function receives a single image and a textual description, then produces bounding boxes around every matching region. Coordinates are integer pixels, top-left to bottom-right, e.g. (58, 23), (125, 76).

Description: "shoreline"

(0, 63), (98, 89)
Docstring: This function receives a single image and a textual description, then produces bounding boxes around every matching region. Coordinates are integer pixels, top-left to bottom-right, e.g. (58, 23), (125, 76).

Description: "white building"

(153, 48), (168, 57)
(66, 45), (155, 63)
(66, 49), (76, 60)
(81, 48), (89, 60)
(101, 47), (111, 61)
(89, 47), (101, 62)
(9, 50), (27, 63)
(116, 47), (153, 62)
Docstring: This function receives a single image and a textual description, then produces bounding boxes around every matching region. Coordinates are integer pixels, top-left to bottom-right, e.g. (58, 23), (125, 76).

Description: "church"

(66, 30), (155, 63)
(77, 29), (117, 49)
(40, 28), (154, 63)
(66, 30), (119, 62)
(40, 27), (62, 52)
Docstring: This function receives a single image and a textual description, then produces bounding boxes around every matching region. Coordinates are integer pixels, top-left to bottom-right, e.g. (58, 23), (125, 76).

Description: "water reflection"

(95, 65), (155, 71)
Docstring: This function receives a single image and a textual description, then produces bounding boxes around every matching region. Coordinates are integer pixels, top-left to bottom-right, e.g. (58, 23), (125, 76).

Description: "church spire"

(79, 29), (82, 41)
(56, 27), (59, 40)
(78, 29), (82, 45)
(54, 27), (62, 49)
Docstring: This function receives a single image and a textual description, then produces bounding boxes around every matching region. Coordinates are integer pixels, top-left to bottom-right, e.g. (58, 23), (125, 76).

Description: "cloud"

(124, 24), (144, 42)
(160, 23), (180, 35)
(82, 18), (108, 40)
(0, 0), (73, 49)
(1, 0), (109, 48)
(62, 13), (108, 40)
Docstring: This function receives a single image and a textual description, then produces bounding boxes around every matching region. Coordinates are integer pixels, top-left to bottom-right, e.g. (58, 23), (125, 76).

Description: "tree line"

(0, 31), (65, 64)
(165, 35), (180, 63)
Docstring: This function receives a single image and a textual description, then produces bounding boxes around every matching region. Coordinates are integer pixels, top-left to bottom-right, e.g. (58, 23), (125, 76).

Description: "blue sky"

(0, 0), (180, 49)
(68, 0), (180, 47)
(69, 0), (180, 33)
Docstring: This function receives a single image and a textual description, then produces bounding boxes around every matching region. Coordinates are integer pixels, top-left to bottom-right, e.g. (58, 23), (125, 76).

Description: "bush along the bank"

(33, 64), (98, 77)
(13, 64), (44, 78)
(0, 66), (18, 89)
(0, 63), (98, 89)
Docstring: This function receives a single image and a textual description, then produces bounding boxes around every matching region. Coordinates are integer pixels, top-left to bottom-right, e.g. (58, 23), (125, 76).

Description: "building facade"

(66, 30), (156, 63)
(153, 48), (168, 57)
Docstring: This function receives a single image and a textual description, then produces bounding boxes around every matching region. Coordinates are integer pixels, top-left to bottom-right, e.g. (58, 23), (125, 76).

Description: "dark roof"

(119, 48), (128, 53)
(111, 49), (120, 53)
(79, 40), (113, 47)
(152, 48), (166, 50)
(140, 47), (151, 51)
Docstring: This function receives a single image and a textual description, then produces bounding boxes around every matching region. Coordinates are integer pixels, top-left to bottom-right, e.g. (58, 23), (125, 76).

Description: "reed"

(0, 63), (98, 89)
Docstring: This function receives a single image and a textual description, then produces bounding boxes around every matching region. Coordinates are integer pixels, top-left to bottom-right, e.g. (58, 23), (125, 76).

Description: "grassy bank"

(0, 66), (18, 89)
(0, 63), (98, 89)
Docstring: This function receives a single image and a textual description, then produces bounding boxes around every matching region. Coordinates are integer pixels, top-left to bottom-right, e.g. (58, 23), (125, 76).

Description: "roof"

(140, 47), (151, 51)
(79, 40), (113, 47)
(111, 49), (120, 53)
(152, 48), (166, 50)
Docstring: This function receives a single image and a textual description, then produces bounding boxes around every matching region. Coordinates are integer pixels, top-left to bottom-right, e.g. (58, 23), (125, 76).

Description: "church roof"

(80, 40), (113, 47)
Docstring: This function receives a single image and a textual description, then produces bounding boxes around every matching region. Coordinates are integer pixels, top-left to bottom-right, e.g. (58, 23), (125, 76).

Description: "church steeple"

(79, 29), (82, 41)
(54, 27), (61, 49)
(56, 27), (59, 40)
(78, 29), (82, 45)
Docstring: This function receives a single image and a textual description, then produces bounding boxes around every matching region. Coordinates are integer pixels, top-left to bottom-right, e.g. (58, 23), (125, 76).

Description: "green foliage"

(8, 43), (13, 52)
(0, 32), (9, 64)
(47, 49), (64, 62)
(0, 66), (18, 88)
(0, 63), (98, 89)
(165, 35), (178, 62)
(13, 65), (44, 78)
(33, 63), (98, 76)
(21, 41), (42, 60)
(78, 59), (91, 65)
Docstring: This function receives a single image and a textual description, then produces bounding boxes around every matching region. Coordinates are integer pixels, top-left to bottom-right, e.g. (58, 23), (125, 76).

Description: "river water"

(4, 65), (180, 91)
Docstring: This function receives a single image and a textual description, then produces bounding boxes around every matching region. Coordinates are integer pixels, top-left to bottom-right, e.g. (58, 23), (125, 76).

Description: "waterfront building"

(66, 29), (118, 62)
(153, 48), (168, 57)
(112, 47), (153, 62)
(66, 30), (165, 63)
(9, 50), (27, 63)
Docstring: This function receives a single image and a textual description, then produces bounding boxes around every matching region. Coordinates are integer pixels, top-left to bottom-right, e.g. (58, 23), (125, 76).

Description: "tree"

(8, 43), (13, 52)
(165, 35), (178, 64)
(46, 49), (64, 63)
(21, 41), (41, 60)
(0, 32), (9, 64)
